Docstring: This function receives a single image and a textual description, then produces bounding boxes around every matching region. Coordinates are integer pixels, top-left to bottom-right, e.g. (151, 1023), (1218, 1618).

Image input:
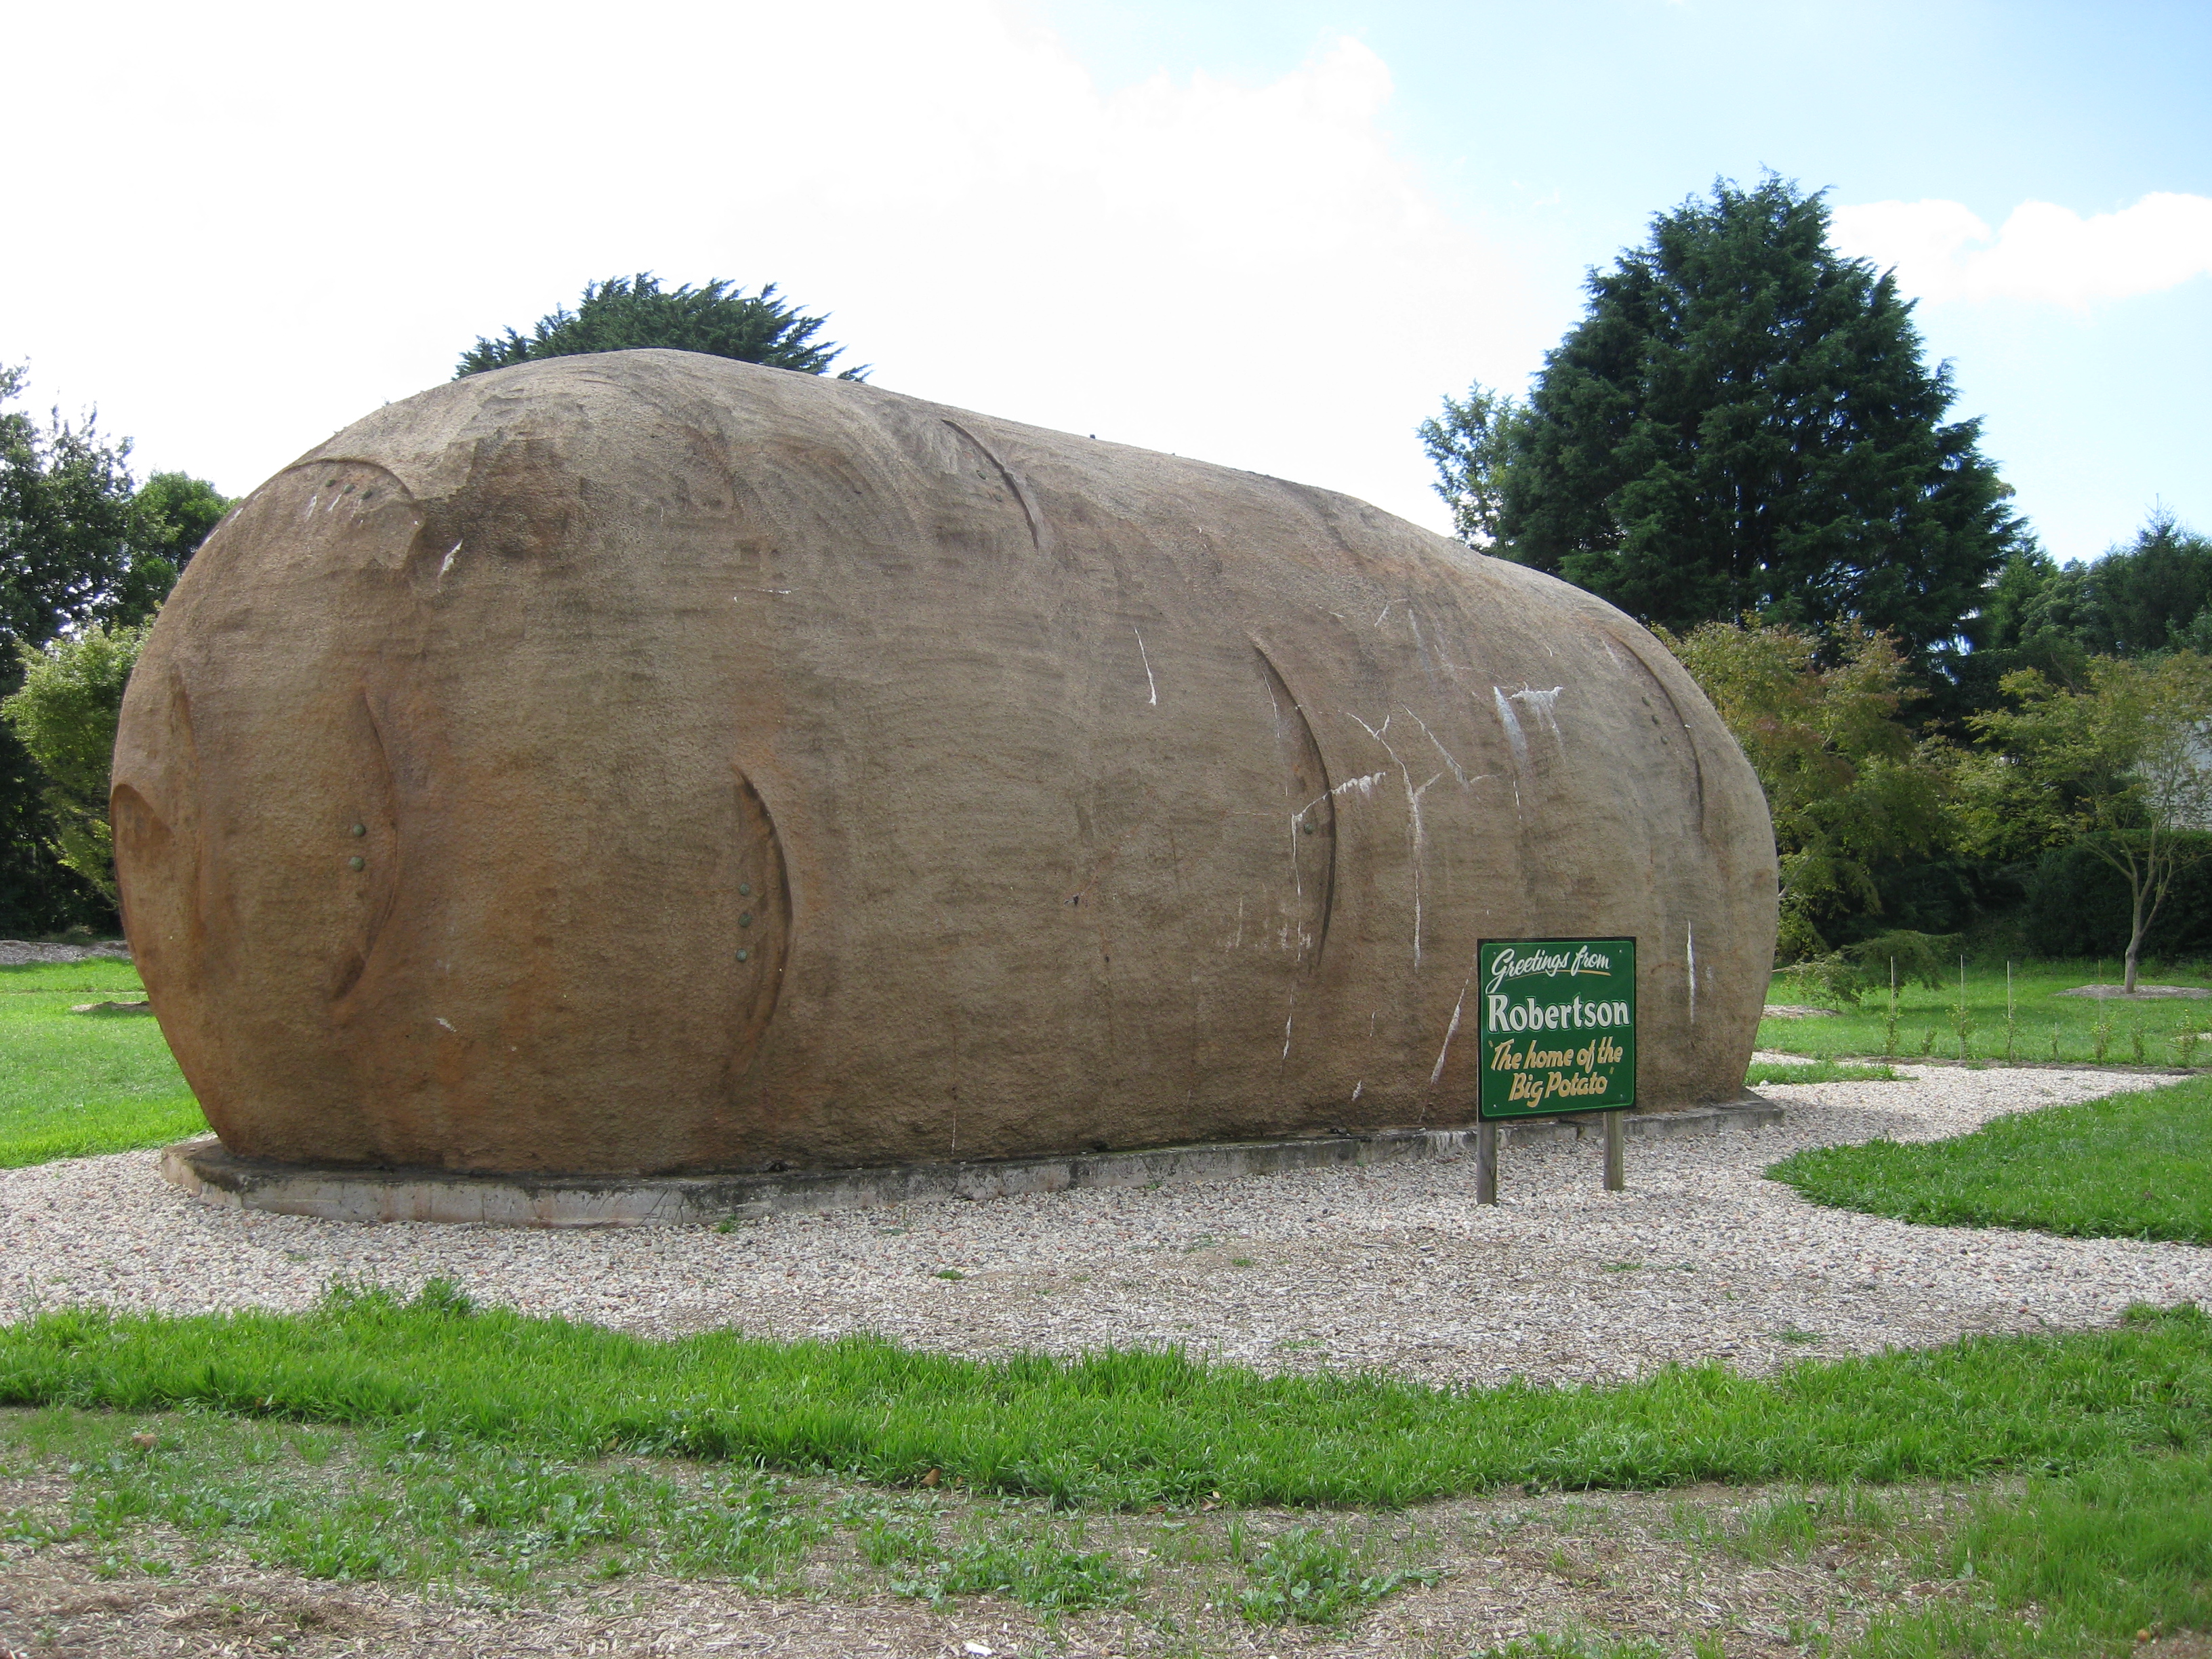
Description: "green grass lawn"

(0, 958), (205, 1167)
(1769, 1073), (2212, 1246)
(6, 1288), (2209, 1511)
(5, 958), (2209, 1652)
(2, 1291), (2209, 1652)
(1760, 956), (2212, 1065)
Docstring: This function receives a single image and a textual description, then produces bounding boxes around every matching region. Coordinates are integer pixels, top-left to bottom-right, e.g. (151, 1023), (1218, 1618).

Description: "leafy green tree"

(1, 621), (150, 901)
(1662, 617), (1955, 964)
(1416, 383), (1523, 549)
(1962, 653), (2212, 992)
(131, 471), (231, 577)
(1439, 177), (2024, 672)
(1975, 513), (2212, 672)
(456, 274), (866, 380)
(0, 362), (229, 933)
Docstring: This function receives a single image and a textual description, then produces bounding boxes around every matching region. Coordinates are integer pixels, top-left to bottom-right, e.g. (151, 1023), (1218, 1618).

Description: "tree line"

(1422, 174), (2212, 994)
(0, 278), (859, 935)
(5, 234), (2202, 989)
(0, 363), (230, 934)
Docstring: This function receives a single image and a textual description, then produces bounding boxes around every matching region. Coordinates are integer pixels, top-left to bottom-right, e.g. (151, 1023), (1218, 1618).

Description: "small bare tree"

(1966, 653), (2212, 992)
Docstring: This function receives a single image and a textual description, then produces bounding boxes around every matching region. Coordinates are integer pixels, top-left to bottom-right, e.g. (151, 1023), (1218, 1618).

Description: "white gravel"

(3, 1059), (2205, 1387)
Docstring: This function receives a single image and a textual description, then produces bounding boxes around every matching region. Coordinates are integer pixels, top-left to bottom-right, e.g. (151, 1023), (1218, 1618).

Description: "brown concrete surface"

(112, 350), (1776, 1176)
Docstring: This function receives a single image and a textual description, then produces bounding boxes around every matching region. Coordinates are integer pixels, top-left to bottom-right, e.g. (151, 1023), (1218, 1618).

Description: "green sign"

(1477, 937), (1637, 1120)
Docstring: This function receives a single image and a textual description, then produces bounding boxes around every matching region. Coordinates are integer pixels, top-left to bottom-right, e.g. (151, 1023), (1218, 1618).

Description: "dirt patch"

(0, 1478), (1975, 1659)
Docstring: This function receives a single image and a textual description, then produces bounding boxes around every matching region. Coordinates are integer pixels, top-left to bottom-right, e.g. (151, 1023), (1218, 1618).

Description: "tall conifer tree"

(1462, 178), (2022, 671)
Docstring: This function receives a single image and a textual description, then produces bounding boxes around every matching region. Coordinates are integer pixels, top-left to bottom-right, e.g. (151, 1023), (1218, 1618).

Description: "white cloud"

(1831, 192), (2212, 308)
(2, 0), (1543, 532)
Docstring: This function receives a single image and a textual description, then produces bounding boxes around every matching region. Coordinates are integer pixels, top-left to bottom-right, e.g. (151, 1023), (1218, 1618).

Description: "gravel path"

(4, 1059), (2206, 1387)
(0, 939), (131, 966)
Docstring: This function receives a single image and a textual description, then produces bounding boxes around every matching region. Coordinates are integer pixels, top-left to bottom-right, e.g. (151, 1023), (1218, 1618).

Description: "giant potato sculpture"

(115, 351), (1777, 1178)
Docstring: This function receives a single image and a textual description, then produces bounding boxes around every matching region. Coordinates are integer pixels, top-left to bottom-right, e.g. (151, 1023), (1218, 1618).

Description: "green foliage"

(1677, 1485), (1900, 1564)
(1662, 617), (1955, 957)
(456, 273), (864, 380)
(2023, 832), (2212, 958)
(2, 621), (152, 899)
(1418, 381), (1524, 549)
(0, 363), (227, 933)
(890, 1515), (1139, 1610)
(5, 1284), (2212, 1510)
(1234, 1524), (1437, 1624)
(128, 471), (230, 577)
(1962, 653), (2212, 986)
(1768, 1074), (2212, 1244)
(1857, 1449), (2212, 1659)
(1473, 1638), (1666, 1659)
(1476, 176), (2021, 668)
(1, 365), (147, 652)
(1981, 512), (2212, 672)
(1785, 929), (1959, 1008)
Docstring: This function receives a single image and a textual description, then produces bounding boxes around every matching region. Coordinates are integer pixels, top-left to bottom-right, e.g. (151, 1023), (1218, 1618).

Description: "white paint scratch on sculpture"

(1132, 628), (1158, 705)
(1686, 922), (1698, 1024)
(1401, 707), (1475, 785)
(1408, 610), (1440, 679)
(438, 541), (461, 581)
(1429, 974), (1471, 1086)
(1492, 688), (1530, 773)
(1345, 710), (1439, 968)
(1351, 1080), (1364, 1103)
(1511, 684), (1565, 739)
(434, 1017), (455, 1033)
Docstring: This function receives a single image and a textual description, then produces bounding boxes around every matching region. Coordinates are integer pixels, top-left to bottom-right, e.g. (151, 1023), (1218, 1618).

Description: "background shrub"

(2022, 832), (2212, 959)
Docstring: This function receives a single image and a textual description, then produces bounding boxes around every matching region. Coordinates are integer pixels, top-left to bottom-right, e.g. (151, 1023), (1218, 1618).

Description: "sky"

(5, 0), (2207, 565)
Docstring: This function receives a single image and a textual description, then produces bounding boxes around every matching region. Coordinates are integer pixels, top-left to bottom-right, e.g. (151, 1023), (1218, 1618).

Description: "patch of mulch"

(2053, 984), (2212, 1000)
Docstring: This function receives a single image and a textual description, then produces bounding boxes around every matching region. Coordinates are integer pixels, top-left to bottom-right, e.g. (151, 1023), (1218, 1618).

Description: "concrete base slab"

(159, 1100), (1783, 1227)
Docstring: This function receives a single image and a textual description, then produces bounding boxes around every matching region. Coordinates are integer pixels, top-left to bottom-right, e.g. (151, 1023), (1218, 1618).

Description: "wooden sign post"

(1475, 937), (1638, 1204)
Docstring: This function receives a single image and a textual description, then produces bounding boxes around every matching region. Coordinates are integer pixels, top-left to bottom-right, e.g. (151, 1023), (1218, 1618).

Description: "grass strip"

(0, 959), (205, 1168)
(1769, 1076), (2212, 1245)
(1856, 1448), (2212, 1659)
(1759, 958), (2212, 1067)
(0, 1093), (207, 1169)
(2, 1288), (2207, 1511)
(1746, 1061), (1900, 1085)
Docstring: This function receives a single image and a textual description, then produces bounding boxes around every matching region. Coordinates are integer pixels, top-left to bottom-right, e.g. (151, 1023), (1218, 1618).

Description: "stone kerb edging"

(159, 1101), (1783, 1229)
